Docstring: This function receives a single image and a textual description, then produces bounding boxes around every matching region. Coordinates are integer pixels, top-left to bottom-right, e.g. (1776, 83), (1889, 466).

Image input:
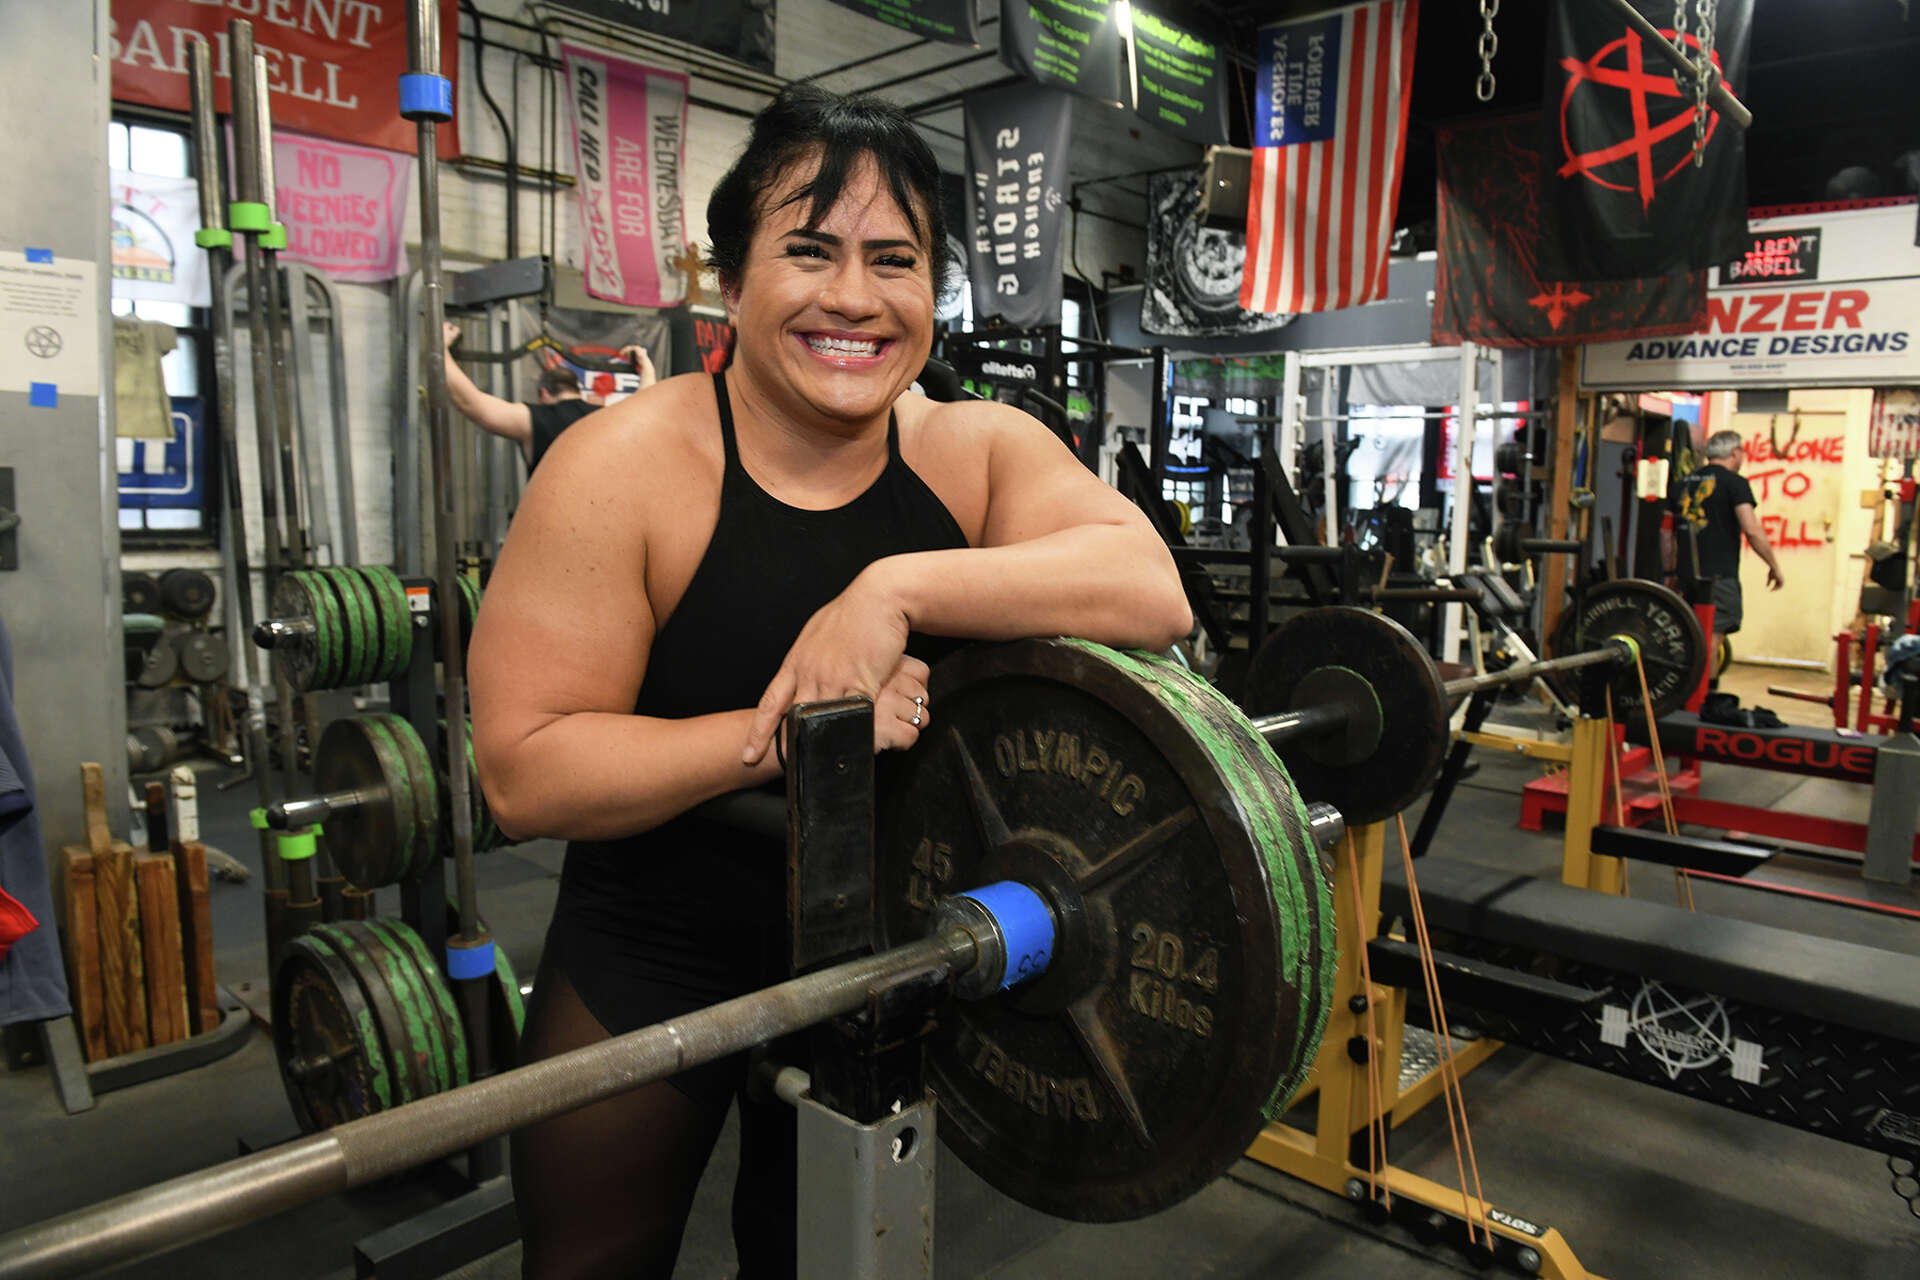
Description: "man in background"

(1665, 428), (1786, 671)
(443, 322), (656, 471)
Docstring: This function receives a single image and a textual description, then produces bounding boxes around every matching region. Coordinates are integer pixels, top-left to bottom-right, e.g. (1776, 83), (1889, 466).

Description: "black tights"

(510, 960), (799, 1280)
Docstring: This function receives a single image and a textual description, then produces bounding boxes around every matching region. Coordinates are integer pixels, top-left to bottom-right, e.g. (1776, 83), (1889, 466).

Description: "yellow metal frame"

(1245, 821), (1602, 1279)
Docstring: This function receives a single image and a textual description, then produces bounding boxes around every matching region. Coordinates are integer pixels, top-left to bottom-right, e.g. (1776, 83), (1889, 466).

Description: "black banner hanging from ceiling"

(1540, 0), (1752, 279)
(999, 0), (1129, 108)
(827, 0), (978, 45)
(964, 83), (1073, 330)
(541, 0), (775, 72)
(1128, 6), (1228, 146)
(1142, 170), (1292, 338)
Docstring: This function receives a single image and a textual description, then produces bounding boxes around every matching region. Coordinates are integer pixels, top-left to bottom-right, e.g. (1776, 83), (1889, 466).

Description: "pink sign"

(560, 43), (689, 308)
(272, 131), (411, 283)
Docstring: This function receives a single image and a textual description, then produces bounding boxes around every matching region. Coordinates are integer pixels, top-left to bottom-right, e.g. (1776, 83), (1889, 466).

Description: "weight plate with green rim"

(308, 922), (423, 1110)
(370, 916), (469, 1091)
(315, 568), (370, 688)
(296, 569), (346, 692)
(360, 565), (413, 680)
(313, 716), (415, 889)
(340, 567), (387, 687)
(266, 571), (330, 692)
(372, 714), (439, 881)
(351, 918), (450, 1096)
(874, 639), (1333, 1223)
(272, 932), (392, 1131)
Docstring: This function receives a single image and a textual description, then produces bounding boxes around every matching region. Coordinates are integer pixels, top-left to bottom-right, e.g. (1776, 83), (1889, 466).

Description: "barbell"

(0, 639), (1338, 1277)
(1242, 579), (1707, 824)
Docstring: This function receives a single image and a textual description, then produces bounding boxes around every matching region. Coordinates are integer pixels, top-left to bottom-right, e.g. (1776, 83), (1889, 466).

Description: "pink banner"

(272, 131), (411, 283)
(561, 43), (689, 308)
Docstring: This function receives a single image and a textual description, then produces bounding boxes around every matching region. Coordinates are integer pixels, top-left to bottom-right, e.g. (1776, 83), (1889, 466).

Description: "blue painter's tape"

(24, 248), (52, 263)
(28, 382), (56, 408)
(446, 942), (497, 980)
(398, 73), (454, 122)
(959, 881), (1055, 990)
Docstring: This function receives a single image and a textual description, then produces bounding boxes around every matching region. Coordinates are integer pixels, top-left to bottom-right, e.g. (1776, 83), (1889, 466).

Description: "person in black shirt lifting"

(441, 320), (657, 470)
(1665, 428), (1785, 654)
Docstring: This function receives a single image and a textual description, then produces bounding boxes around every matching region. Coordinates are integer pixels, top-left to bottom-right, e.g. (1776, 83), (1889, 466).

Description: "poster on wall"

(269, 132), (411, 283)
(963, 83), (1072, 331)
(560, 44), (690, 310)
(1582, 204), (1920, 389)
(109, 2), (459, 157)
(1129, 7), (1228, 146)
(1870, 388), (1920, 459)
(110, 171), (209, 307)
(999, 0), (1129, 108)
(1141, 170), (1290, 339)
(828, 0), (977, 45)
(543, 0), (775, 72)
(520, 302), (674, 407)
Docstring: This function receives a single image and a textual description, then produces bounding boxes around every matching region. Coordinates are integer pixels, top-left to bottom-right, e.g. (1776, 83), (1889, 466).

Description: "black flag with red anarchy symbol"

(1542, 0), (1751, 280)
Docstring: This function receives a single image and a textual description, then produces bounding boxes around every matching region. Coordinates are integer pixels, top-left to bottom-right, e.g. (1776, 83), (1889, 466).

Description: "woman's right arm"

(469, 415), (781, 842)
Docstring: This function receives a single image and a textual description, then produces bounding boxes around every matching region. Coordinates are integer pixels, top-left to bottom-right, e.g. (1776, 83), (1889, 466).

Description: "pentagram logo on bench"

(1556, 26), (1730, 212)
(24, 325), (62, 358)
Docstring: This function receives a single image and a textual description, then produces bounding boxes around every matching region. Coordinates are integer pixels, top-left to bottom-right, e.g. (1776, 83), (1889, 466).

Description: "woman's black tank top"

(548, 372), (970, 1014)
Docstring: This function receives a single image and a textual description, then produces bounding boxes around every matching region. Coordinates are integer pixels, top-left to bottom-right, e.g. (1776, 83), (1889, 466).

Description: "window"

(111, 118), (217, 541)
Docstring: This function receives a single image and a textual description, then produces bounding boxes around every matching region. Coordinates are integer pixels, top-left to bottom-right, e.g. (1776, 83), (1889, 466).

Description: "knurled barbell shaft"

(0, 928), (979, 1280)
(266, 787), (380, 830)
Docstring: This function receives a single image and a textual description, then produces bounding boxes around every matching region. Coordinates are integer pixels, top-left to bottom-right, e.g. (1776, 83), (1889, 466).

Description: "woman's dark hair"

(537, 365), (581, 398)
(707, 83), (951, 298)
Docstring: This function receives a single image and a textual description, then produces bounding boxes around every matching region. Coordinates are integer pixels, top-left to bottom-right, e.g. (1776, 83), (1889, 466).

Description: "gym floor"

(3, 665), (1917, 1279)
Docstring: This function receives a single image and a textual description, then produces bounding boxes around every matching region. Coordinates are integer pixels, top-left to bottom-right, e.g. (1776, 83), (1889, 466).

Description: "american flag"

(1240, 0), (1420, 315)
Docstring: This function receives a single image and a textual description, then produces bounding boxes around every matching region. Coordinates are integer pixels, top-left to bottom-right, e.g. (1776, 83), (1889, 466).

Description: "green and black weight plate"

(874, 639), (1333, 1223)
(369, 917), (470, 1091)
(307, 922), (425, 1111)
(273, 931), (394, 1131)
(315, 568), (369, 688)
(351, 918), (450, 1096)
(1240, 607), (1450, 827)
(359, 565), (413, 681)
(438, 719), (499, 854)
(375, 714), (440, 879)
(299, 570), (348, 692)
(313, 716), (417, 889)
(342, 567), (390, 686)
(1545, 578), (1706, 720)
(267, 571), (333, 692)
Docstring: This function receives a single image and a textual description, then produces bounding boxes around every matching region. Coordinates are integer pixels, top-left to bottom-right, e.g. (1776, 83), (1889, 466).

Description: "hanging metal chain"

(1689, 0), (1718, 166)
(1475, 0), (1499, 102)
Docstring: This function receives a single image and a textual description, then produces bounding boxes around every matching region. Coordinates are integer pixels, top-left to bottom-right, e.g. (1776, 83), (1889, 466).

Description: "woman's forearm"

(868, 526), (1192, 650)
(483, 707), (780, 843)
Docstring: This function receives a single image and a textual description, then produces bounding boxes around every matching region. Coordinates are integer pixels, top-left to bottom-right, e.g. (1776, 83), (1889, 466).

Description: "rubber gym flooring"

(3, 667), (1917, 1278)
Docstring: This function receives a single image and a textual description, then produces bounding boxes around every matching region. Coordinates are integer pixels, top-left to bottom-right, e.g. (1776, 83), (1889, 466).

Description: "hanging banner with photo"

(1432, 115), (1706, 347)
(1142, 170), (1291, 338)
(109, 1), (459, 157)
(828, 0), (978, 45)
(518, 301), (674, 407)
(1541, 0), (1752, 279)
(1129, 6), (1229, 146)
(270, 131), (411, 283)
(560, 44), (690, 310)
(543, 0), (775, 71)
(1869, 389), (1920, 460)
(110, 170), (209, 307)
(963, 84), (1073, 330)
(999, 0), (1129, 108)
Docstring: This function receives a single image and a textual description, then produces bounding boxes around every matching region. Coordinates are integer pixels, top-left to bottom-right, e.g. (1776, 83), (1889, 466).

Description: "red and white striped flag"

(1240, 0), (1420, 315)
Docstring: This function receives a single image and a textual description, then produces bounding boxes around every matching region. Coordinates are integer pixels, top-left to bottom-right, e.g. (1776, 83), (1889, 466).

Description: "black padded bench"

(1378, 857), (1920, 1153)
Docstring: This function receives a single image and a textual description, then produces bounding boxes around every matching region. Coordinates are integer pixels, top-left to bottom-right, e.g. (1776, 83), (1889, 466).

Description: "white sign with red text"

(1582, 204), (1920, 390)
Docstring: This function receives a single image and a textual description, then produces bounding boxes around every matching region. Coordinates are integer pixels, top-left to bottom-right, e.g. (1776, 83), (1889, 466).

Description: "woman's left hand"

(742, 572), (911, 764)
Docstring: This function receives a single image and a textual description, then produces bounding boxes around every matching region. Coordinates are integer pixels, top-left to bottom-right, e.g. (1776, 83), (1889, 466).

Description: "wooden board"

(82, 762), (147, 1057)
(59, 847), (107, 1062)
(135, 852), (188, 1046)
(175, 842), (219, 1034)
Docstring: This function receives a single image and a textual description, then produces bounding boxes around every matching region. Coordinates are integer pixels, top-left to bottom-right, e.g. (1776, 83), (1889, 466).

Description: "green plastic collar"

(228, 201), (272, 233)
(261, 222), (288, 251)
(194, 227), (233, 249)
(278, 830), (317, 861)
(249, 807), (269, 830)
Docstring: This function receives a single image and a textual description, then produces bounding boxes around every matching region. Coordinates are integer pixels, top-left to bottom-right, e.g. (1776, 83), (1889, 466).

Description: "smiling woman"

(466, 82), (1189, 1279)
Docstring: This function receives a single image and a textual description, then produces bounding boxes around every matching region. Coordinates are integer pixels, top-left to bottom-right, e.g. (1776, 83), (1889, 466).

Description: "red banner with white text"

(110, 1), (459, 158)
